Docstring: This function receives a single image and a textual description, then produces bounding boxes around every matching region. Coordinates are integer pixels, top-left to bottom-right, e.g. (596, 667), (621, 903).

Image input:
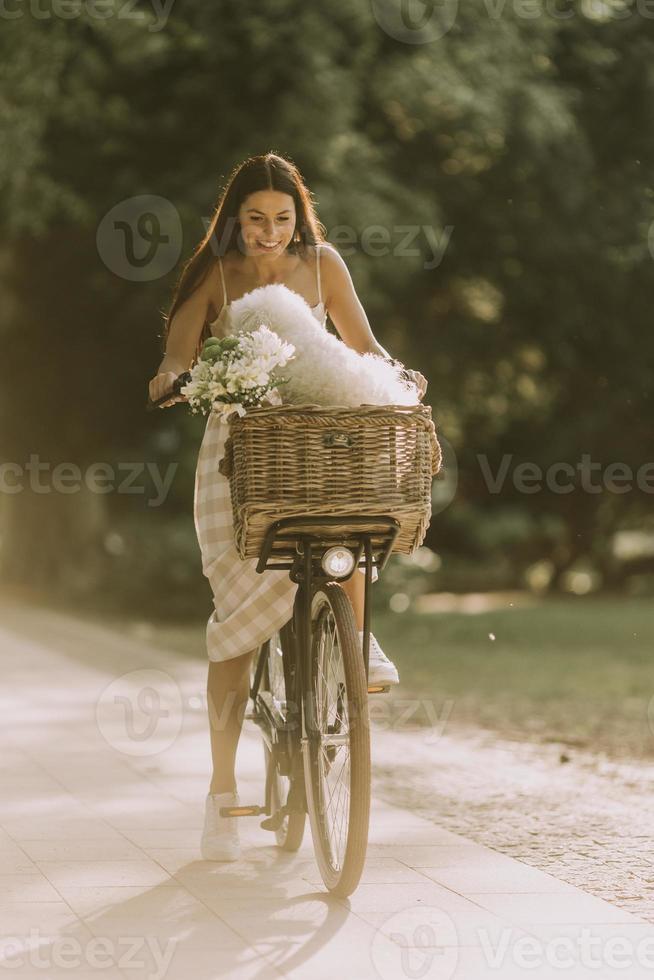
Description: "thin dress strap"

(316, 244), (323, 306)
(218, 257), (228, 308)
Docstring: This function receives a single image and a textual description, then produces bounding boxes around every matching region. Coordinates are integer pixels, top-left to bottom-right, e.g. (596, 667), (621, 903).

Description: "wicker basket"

(217, 402), (442, 560)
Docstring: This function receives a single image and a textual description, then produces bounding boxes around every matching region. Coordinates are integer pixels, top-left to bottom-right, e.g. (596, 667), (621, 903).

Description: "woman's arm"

(320, 245), (428, 399)
(149, 269), (213, 407)
(320, 245), (391, 358)
(157, 273), (213, 374)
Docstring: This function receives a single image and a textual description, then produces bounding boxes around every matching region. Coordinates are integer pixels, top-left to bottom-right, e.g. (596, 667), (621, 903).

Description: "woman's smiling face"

(238, 190), (297, 256)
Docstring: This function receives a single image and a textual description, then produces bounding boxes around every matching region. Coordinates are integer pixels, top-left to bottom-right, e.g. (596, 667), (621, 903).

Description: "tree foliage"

(1, 1), (653, 600)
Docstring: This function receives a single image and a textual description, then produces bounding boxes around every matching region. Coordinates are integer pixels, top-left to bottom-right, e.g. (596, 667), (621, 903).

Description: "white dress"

(193, 245), (377, 664)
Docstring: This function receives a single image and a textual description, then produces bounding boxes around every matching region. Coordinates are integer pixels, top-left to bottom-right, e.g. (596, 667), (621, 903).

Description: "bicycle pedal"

(368, 684), (391, 694)
(219, 804), (266, 817)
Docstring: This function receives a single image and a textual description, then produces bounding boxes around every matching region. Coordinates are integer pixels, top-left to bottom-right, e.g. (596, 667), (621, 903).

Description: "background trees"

(2, 1), (653, 612)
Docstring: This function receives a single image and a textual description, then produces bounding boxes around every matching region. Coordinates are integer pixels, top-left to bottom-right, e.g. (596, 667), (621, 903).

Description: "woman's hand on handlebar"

(148, 371), (187, 409)
(404, 368), (428, 401)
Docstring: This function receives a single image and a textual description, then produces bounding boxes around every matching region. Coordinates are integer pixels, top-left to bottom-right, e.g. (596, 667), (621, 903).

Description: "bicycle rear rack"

(255, 515), (401, 579)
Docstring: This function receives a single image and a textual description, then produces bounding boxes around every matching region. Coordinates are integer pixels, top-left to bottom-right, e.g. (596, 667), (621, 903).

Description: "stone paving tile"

(0, 848), (39, 874)
(466, 890), (644, 925)
(448, 944), (654, 980)
(369, 842), (508, 867)
(0, 819), (127, 842)
(418, 862), (588, 894)
(113, 943), (288, 979)
(1, 971), (127, 979)
(215, 911), (402, 980)
(19, 840), (146, 862)
(350, 903), (536, 949)
(0, 873), (62, 902)
(36, 859), (173, 890)
(296, 855), (433, 885)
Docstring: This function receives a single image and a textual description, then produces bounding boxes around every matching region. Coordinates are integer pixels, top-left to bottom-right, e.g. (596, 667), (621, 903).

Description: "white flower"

(212, 401), (246, 422)
(179, 321), (294, 416)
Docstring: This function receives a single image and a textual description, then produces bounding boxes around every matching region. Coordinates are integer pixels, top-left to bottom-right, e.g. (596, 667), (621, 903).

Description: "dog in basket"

(229, 283), (420, 407)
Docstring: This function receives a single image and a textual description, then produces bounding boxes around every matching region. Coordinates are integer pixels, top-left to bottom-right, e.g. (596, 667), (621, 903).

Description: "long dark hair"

(161, 152), (327, 366)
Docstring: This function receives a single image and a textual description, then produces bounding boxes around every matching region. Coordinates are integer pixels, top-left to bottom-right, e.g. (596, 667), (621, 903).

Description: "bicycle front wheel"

(302, 582), (371, 897)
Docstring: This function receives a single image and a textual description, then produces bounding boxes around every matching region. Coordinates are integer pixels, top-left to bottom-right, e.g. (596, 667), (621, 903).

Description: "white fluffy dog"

(229, 283), (419, 407)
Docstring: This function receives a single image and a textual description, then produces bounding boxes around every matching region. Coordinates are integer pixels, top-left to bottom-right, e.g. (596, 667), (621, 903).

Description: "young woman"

(148, 152), (428, 861)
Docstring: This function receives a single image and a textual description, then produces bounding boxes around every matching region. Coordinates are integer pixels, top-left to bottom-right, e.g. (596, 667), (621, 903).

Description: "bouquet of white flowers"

(180, 325), (295, 421)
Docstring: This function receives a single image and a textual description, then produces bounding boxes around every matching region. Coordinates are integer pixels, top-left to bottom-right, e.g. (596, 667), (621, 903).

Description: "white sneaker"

(358, 630), (400, 686)
(201, 790), (241, 861)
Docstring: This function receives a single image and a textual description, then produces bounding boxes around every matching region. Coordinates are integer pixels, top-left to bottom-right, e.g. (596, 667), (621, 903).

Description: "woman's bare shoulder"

(317, 243), (351, 300)
(317, 242), (347, 271)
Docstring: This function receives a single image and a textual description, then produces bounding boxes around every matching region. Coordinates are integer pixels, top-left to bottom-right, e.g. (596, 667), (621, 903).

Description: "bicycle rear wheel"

(254, 628), (306, 851)
(302, 582), (371, 896)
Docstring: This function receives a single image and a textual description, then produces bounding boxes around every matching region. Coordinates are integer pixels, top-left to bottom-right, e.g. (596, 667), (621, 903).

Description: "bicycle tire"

(302, 582), (371, 896)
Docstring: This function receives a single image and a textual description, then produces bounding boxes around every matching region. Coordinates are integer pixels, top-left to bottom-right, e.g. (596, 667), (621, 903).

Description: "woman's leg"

(340, 569), (365, 631)
(207, 647), (257, 795)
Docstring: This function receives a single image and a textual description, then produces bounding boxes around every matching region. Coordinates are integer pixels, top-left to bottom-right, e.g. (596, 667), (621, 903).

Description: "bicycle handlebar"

(145, 371), (192, 412)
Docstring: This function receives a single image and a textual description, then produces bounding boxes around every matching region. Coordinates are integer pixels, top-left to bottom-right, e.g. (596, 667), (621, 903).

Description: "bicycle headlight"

(321, 546), (356, 579)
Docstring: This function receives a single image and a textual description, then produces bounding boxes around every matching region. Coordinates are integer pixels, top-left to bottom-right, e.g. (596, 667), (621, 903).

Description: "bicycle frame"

(248, 516), (401, 826)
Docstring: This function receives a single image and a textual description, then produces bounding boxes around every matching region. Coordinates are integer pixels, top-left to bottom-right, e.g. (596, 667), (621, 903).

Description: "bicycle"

(147, 374), (429, 897)
(240, 513), (399, 896)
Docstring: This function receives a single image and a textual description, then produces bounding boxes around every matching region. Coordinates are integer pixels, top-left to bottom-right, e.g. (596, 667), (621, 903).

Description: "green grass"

(375, 595), (654, 759)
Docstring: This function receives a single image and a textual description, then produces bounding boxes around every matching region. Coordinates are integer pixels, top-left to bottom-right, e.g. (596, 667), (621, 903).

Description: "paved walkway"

(1, 595), (653, 979)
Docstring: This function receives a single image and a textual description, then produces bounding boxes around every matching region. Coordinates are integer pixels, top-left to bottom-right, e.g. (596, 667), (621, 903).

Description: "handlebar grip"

(145, 371), (192, 412)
